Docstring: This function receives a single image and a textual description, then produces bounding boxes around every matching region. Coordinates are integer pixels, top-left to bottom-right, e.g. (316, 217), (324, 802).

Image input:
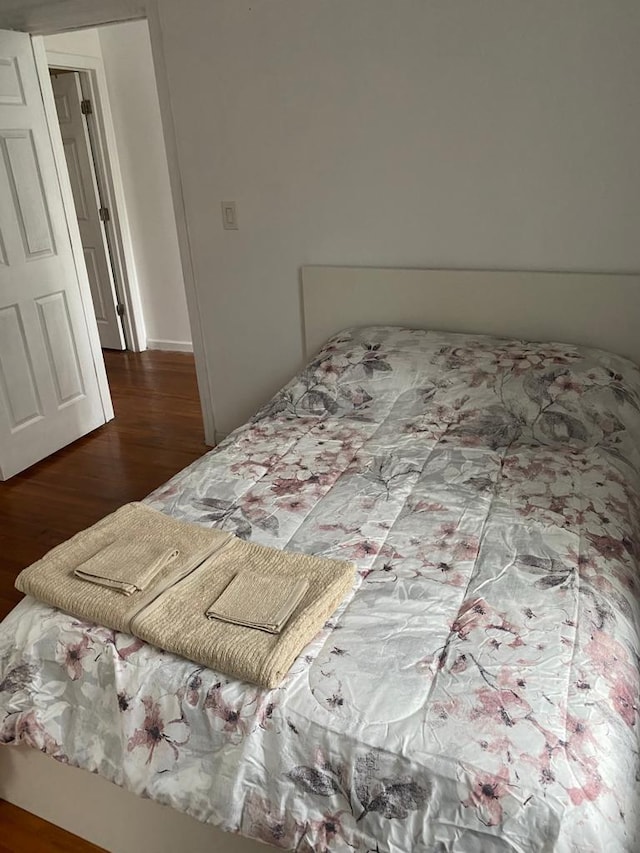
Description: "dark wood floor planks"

(0, 350), (207, 849)
(0, 349), (207, 624)
(0, 801), (107, 853)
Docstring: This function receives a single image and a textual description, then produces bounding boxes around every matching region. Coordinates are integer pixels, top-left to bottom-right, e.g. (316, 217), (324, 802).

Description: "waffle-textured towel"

(74, 540), (181, 596)
(15, 503), (356, 688)
(130, 536), (355, 687)
(206, 573), (309, 633)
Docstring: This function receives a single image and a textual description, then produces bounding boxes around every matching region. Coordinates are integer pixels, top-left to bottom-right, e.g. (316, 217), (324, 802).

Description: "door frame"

(31, 37), (114, 421)
(44, 47), (146, 352)
(22, 9), (217, 446)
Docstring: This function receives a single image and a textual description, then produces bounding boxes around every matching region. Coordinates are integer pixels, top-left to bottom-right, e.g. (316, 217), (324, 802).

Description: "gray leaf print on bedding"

(537, 410), (589, 444)
(0, 663), (35, 693)
(357, 777), (430, 821)
(289, 766), (341, 797)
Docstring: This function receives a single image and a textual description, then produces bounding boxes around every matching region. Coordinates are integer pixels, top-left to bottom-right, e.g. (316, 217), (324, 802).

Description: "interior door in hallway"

(0, 30), (112, 480)
(50, 70), (125, 351)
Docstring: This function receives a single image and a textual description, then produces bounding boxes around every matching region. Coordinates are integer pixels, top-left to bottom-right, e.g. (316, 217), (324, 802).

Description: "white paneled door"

(0, 30), (111, 480)
(50, 71), (125, 350)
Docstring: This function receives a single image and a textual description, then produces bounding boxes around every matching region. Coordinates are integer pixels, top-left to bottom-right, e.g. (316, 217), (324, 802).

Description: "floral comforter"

(2, 326), (640, 852)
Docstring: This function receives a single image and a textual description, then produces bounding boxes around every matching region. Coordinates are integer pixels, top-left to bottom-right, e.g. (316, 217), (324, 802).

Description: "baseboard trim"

(146, 339), (193, 353)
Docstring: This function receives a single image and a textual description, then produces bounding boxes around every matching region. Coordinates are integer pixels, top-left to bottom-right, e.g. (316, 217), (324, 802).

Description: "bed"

(1, 268), (640, 852)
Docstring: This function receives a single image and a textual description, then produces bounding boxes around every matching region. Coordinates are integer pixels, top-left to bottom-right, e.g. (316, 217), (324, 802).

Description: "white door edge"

(31, 36), (114, 422)
(43, 45), (147, 353)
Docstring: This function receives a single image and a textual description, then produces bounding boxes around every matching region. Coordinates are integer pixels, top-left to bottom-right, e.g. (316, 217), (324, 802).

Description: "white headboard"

(301, 266), (640, 365)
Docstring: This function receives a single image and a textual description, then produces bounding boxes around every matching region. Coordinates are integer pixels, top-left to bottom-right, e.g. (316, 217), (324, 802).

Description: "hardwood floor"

(0, 349), (208, 622)
(0, 801), (106, 853)
(0, 350), (208, 849)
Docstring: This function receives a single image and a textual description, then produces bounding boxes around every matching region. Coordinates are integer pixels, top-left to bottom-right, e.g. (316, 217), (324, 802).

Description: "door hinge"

(80, 98), (92, 116)
(98, 206), (110, 222)
(116, 303), (125, 318)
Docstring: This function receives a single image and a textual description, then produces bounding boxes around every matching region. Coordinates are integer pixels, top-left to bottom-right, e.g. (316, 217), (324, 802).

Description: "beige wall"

(153, 0), (640, 435)
(44, 21), (192, 350)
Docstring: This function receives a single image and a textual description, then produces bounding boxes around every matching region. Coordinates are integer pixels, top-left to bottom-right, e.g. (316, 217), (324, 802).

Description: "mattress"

(1, 325), (639, 853)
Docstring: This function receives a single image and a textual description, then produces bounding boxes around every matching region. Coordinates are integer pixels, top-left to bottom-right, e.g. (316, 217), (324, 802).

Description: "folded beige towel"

(130, 536), (354, 687)
(15, 503), (232, 634)
(15, 502), (356, 688)
(206, 573), (309, 633)
(75, 540), (181, 596)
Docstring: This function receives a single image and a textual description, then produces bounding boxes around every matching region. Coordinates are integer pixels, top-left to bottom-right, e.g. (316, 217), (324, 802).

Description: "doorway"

(43, 20), (194, 357)
(1, 1), (217, 472)
(0, 18), (204, 480)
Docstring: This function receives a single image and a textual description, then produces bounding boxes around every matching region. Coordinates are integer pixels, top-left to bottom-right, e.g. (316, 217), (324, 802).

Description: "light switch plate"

(221, 201), (238, 230)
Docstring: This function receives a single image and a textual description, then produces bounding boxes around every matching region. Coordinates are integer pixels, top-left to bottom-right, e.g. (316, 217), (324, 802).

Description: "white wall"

(42, 26), (100, 56)
(153, 0), (640, 435)
(98, 20), (191, 350)
(43, 21), (192, 350)
(5, 0), (640, 438)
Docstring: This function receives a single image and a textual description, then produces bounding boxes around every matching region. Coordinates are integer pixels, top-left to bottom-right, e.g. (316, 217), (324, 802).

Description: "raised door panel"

(0, 303), (43, 430)
(0, 123), (18, 266)
(35, 291), (85, 407)
(53, 90), (71, 124)
(62, 137), (89, 221)
(0, 129), (56, 259)
(0, 55), (25, 105)
(83, 247), (107, 322)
